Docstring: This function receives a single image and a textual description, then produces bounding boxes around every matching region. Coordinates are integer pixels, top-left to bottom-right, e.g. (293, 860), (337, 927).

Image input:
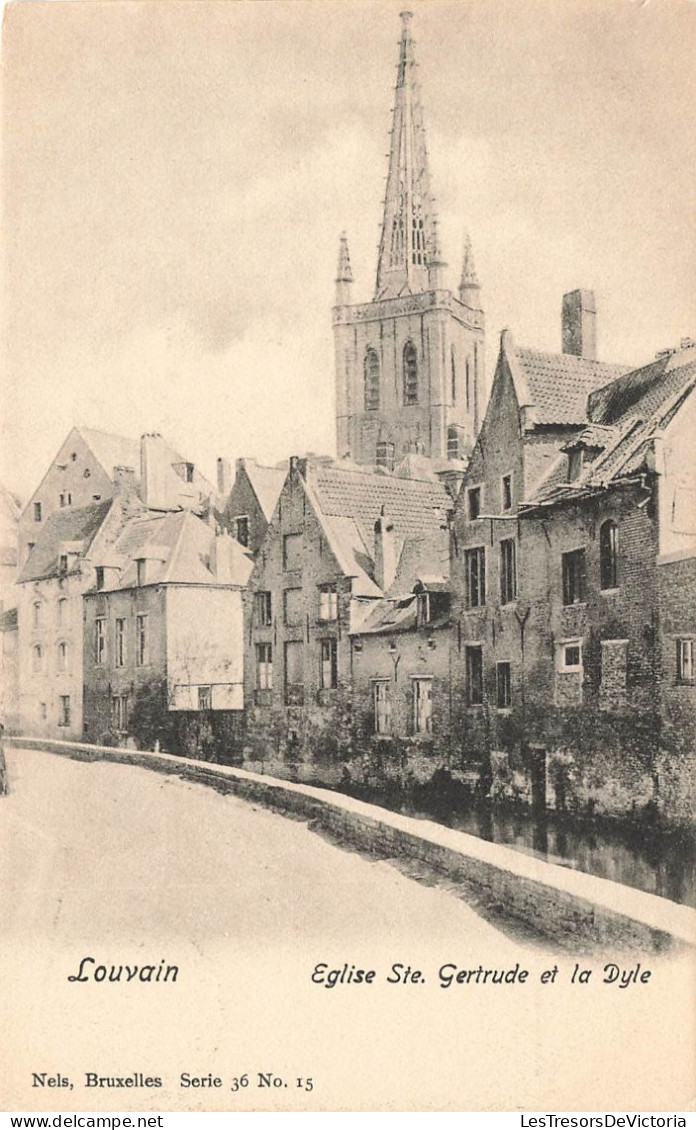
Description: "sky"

(2, 0), (695, 502)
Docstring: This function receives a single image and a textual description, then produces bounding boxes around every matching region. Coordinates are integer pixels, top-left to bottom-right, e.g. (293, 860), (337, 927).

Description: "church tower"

(333, 11), (485, 469)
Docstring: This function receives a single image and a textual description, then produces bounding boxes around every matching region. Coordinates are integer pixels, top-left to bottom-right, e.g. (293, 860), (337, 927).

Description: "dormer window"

(417, 591), (431, 625)
(33, 502), (42, 522)
(185, 462), (194, 483)
(59, 554), (69, 576)
(95, 567), (105, 591)
(236, 516), (249, 547)
(568, 450), (583, 482)
(59, 492), (72, 508)
(467, 486), (482, 521)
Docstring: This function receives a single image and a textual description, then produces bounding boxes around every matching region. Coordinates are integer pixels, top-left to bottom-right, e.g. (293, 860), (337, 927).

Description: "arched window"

(600, 520), (619, 590)
(57, 641), (68, 672)
(364, 348), (380, 412)
(57, 597), (68, 627)
(403, 342), (418, 405)
(32, 644), (43, 673)
(32, 601), (42, 629)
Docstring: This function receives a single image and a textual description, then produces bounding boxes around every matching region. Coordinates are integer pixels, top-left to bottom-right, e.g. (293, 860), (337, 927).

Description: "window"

(183, 462), (195, 483)
(502, 474), (513, 512)
(57, 641), (68, 672)
(447, 426), (459, 461)
(135, 614), (148, 666)
(58, 554), (68, 576)
(59, 492), (72, 508)
(465, 358), (471, 410)
(562, 549), (587, 606)
(282, 533), (302, 571)
(557, 640), (583, 672)
(32, 601), (42, 629)
(320, 638), (338, 689)
(111, 694), (128, 731)
(500, 538), (517, 604)
(57, 598), (67, 627)
(467, 486), (482, 521)
(255, 591), (272, 626)
(412, 677), (433, 734)
(451, 347), (457, 403)
(94, 618), (106, 665)
(33, 502), (42, 522)
(39, 702), (47, 722)
(236, 516), (249, 547)
(599, 520), (619, 590)
(496, 662), (512, 709)
(284, 588), (303, 627)
(373, 680), (391, 734)
(568, 450), (583, 482)
(115, 618), (126, 667)
(677, 639), (694, 684)
(417, 591), (431, 625)
(256, 643), (273, 689)
(466, 645), (484, 705)
(403, 342), (418, 405)
(198, 686), (212, 710)
(31, 644), (43, 674)
(136, 559), (146, 587)
(376, 441), (395, 471)
(95, 567), (105, 591)
(59, 695), (71, 727)
(284, 640), (303, 702)
(319, 585), (338, 621)
(364, 349), (380, 412)
(464, 547), (486, 608)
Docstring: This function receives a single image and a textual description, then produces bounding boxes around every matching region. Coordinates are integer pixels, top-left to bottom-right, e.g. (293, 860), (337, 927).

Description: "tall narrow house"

(333, 11), (484, 470)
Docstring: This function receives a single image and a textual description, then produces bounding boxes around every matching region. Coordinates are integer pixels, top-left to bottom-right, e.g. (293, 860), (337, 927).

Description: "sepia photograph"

(1, 0), (695, 1115)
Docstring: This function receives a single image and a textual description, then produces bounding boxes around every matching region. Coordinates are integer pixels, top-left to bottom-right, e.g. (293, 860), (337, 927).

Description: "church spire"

(374, 11), (437, 300)
(335, 231), (353, 305)
(458, 230), (480, 306)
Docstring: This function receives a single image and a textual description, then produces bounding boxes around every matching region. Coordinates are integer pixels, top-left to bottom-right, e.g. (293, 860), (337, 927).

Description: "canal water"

(341, 782), (696, 908)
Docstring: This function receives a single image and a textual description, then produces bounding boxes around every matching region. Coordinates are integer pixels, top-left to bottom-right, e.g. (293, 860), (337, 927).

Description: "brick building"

(243, 455), (451, 782)
(83, 510), (252, 758)
(218, 457), (286, 557)
(333, 11), (484, 469)
(451, 318), (696, 822)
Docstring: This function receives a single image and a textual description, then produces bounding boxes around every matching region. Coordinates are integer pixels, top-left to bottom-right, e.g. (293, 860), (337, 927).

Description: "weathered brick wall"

(347, 623), (451, 786)
(219, 463), (270, 556)
(656, 554), (696, 821)
(243, 465), (354, 783)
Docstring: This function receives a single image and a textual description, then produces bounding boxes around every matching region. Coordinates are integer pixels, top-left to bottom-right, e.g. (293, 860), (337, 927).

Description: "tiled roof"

(78, 428), (141, 475)
(18, 500), (113, 583)
(244, 461), (287, 521)
(525, 347), (696, 509)
(92, 510), (252, 590)
(301, 460), (451, 598)
(515, 348), (630, 426)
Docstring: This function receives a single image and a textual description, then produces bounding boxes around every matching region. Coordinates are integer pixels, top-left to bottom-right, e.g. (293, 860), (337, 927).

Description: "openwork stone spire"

(458, 230), (480, 304)
(374, 11), (437, 300)
(335, 231), (353, 304)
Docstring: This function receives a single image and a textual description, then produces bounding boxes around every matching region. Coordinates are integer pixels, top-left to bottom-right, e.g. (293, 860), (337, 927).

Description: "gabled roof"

(513, 347), (630, 427)
(525, 346), (696, 510)
(90, 510), (252, 591)
(243, 461), (287, 521)
(18, 500), (113, 583)
(298, 460), (451, 598)
(78, 428), (140, 475)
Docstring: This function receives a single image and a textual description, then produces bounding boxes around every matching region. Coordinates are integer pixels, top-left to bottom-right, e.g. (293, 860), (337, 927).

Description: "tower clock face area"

(333, 11), (484, 470)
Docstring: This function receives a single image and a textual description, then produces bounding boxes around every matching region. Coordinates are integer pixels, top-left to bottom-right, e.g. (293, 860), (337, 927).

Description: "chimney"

(112, 465), (137, 496)
(211, 529), (231, 583)
(562, 290), (596, 360)
(140, 433), (170, 510)
(374, 506), (397, 591)
(217, 457), (232, 496)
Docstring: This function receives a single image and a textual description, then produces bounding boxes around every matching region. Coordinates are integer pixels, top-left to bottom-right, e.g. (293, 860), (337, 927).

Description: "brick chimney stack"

(374, 506), (397, 592)
(140, 433), (170, 510)
(217, 457), (231, 497)
(562, 290), (597, 361)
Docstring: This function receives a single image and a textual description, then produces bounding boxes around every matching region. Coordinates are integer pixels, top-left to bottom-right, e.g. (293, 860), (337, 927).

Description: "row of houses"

(3, 313), (692, 826)
(1, 12), (693, 827)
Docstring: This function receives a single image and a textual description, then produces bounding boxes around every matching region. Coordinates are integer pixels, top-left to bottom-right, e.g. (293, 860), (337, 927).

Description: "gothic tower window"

(403, 342), (418, 405)
(364, 348), (380, 412)
(466, 358), (471, 411)
(599, 520), (619, 590)
(451, 347), (457, 403)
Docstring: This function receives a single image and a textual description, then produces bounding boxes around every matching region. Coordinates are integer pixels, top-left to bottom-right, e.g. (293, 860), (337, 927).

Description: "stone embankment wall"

(8, 737), (695, 954)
